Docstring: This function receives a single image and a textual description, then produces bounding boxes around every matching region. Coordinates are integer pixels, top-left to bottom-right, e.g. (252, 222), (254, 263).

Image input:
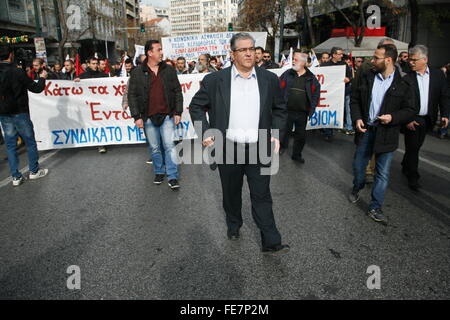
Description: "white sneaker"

(29, 168), (49, 180)
(98, 146), (107, 153)
(12, 176), (25, 187)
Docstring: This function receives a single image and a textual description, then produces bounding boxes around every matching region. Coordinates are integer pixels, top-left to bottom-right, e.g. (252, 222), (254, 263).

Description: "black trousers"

(402, 116), (429, 180)
(282, 111), (308, 157)
(218, 162), (282, 248)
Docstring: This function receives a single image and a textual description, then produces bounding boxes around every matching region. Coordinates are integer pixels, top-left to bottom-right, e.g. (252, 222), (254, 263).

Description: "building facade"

(170, 0), (238, 36)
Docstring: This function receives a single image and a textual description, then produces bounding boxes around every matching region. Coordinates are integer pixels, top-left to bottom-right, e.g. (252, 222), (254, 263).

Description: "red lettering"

(44, 81), (53, 96)
(102, 111), (112, 120)
(89, 102), (102, 120)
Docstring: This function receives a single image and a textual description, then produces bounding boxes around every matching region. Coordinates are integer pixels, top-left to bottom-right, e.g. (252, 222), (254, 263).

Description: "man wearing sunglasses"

(401, 45), (449, 191)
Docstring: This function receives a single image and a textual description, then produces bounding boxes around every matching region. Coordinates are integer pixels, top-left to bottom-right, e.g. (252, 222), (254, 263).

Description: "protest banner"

(29, 66), (344, 151)
(161, 32), (268, 61)
(133, 45), (145, 66)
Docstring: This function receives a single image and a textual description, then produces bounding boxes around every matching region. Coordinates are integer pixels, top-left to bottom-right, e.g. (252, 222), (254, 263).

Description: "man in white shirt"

(402, 45), (449, 190)
(189, 33), (289, 255)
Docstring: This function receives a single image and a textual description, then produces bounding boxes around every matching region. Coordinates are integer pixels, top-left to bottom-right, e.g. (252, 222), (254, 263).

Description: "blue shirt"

(369, 71), (395, 125)
(416, 67), (430, 116)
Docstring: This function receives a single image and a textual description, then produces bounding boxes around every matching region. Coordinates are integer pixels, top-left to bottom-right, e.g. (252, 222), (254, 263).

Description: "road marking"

(396, 149), (450, 174)
(0, 150), (59, 188)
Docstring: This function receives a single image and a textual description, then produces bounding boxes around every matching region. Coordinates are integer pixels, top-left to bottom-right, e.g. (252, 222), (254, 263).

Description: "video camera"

(14, 48), (34, 68)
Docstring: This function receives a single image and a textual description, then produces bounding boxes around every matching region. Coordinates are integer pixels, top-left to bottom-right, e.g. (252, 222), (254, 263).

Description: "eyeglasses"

(263, 55), (270, 58)
(233, 47), (256, 53)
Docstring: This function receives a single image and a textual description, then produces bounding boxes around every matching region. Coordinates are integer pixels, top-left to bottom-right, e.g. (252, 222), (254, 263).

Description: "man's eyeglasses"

(263, 55), (270, 59)
(233, 47), (256, 53)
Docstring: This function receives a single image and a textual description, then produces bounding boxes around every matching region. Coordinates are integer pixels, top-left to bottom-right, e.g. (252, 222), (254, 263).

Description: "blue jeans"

(352, 129), (394, 210)
(0, 113), (40, 178)
(144, 116), (178, 180)
(344, 94), (353, 131)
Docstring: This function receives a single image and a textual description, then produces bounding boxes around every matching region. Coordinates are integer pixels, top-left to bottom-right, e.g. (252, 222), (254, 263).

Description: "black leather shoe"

(402, 166), (409, 177)
(227, 230), (240, 241)
(262, 244), (290, 255)
(292, 156), (305, 163)
(408, 179), (421, 191)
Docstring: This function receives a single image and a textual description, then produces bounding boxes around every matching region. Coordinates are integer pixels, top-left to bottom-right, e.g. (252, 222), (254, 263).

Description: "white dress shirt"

(227, 65), (260, 143)
(416, 67), (430, 116)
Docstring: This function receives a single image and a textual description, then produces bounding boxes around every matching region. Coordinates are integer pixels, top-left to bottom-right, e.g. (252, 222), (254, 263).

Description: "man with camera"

(0, 45), (49, 187)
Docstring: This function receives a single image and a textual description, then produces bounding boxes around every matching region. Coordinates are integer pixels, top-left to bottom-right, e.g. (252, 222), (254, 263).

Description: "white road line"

(396, 149), (450, 174)
(0, 150), (59, 188)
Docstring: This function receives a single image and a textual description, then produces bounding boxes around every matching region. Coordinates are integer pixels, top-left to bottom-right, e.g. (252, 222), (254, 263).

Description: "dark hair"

(0, 44), (13, 60)
(33, 58), (45, 65)
(165, 58), (175, 67)
(125, 58), (133, 65)
(145, 40), (160, 56)
(210, 57), (217, 63)
(255, 46), (264, 53)
(321, 52), (329, 57)
(331, 47), (343, 55)
(177, 56), (186, 62)
(377, 44), (398, 63)
(399, 51), (408, 57)
(87, 56), (98, 63)
(230, 32), (255, 51)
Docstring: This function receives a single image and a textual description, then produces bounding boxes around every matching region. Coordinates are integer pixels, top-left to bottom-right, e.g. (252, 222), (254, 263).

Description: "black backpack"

(0, 65), (15, 114)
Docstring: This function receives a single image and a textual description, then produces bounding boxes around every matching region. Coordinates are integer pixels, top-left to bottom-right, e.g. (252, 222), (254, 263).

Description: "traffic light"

(228, 23), (233, 32)
(140, 23), (145, 32)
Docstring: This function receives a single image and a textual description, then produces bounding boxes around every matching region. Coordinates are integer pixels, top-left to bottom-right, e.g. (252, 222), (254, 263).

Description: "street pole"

(53, 0), (62, 41)
(32, 0), (42, 37)
(278, 0), (286, 62)
(105, 33), (109, 59)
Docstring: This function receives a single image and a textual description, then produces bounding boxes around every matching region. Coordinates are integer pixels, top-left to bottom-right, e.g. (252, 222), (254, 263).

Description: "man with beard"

(348, 44), (418, 225)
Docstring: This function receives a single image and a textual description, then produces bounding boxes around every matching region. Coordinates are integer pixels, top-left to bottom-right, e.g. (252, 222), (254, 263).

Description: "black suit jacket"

(189, 66), (287, 162)
(404, 68), (449, 126)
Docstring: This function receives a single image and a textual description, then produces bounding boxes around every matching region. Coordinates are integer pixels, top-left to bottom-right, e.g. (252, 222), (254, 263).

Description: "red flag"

(75, 54), (84, 77)
(348, 53), (354, 68)
(105, 59), (111, 75)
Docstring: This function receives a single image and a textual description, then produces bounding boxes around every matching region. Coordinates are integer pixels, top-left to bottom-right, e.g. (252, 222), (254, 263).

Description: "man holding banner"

(128, 40), (183, 190)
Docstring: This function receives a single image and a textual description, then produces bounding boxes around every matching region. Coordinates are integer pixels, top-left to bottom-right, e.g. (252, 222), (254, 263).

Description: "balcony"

(126, 9), (136, 18)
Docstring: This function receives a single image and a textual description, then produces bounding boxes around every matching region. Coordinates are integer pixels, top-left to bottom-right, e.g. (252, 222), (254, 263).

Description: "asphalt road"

(0, 130), (449, 299)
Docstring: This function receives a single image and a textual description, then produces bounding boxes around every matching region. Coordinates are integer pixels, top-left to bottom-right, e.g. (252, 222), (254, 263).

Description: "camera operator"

(0, 44), (49, 187)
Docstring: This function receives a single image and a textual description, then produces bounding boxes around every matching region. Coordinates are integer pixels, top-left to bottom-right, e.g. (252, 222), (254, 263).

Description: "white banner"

(133, 45), (145, 66)
(29, 66), (344, 150)
(161, 32), (268, 61)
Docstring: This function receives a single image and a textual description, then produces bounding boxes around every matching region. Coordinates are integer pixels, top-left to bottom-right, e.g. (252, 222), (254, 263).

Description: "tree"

(240, 0), (298, 53)
(326, 0), (366, 47)
(301, 0), (316, 46)
(55, 0), (91, 61)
